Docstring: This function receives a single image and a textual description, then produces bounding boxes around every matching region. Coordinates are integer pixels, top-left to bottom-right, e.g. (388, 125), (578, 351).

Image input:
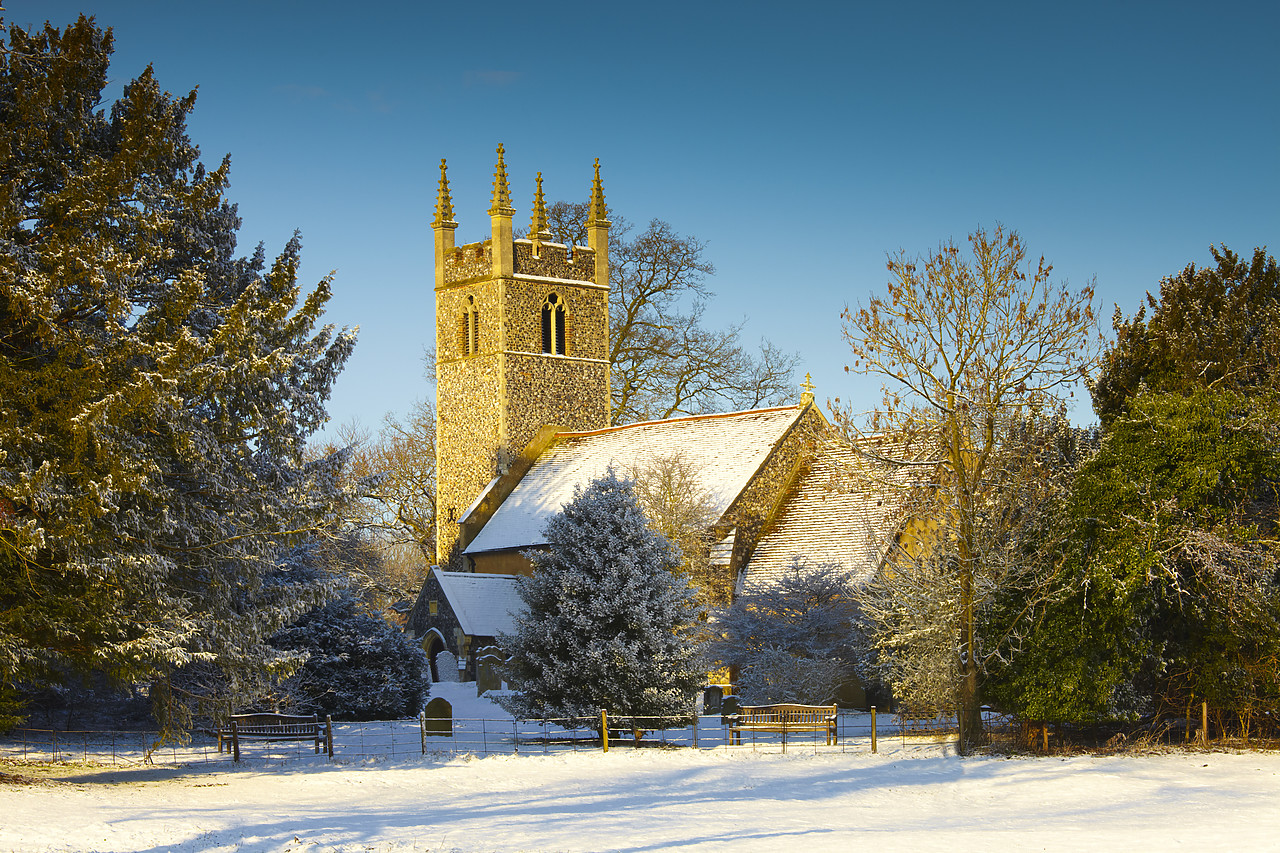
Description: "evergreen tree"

(986, 389), (1280, 728)
(1093, 245), (1279, 424)
(271, 586), (429, 721)
(0, 17), (355, 733)
(501, 470), (705, 723)
(985, 247), (1280, 734)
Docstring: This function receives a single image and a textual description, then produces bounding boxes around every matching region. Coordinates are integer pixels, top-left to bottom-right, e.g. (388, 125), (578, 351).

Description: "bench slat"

(729, 703), (838, 746)
(217, 713), (333, 762)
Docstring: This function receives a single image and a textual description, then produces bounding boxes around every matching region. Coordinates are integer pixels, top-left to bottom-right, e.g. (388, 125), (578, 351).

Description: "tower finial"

(434, 159), (456, 228)
(800, 372), (816, 405)
(489, 143), (514, 216)
(531, 171), (549, 244)
(587, 158), (608, 226)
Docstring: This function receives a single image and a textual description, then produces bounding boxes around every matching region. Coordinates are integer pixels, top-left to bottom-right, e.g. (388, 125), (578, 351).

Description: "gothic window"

(541, 293), (568, 355)
(460, 295), (479, 356)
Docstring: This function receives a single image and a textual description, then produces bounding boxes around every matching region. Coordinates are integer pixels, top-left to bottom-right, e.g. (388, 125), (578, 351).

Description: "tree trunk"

(957, 549), (985, 755)
(957, 655), (983, 755)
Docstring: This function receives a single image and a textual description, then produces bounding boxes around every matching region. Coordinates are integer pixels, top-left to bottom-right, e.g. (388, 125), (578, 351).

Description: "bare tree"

(542, 202), (799, 424)
(315, 398), (437, 615)
(835, 225), (1099, 752)
(628, 452), (724, 604)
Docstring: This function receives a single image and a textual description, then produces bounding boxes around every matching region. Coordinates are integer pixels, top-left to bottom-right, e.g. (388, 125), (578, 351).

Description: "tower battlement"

(513, 240), (599, 284)
(440, 239), (600, 287)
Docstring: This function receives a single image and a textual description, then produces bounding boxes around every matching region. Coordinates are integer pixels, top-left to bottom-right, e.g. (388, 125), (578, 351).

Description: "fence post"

(231, 720), (240, 763)
(1201, 701), (1209, 746)
(692, 715), (698, 750)
(420, 711), (426, 755)
(600, 709), (609, 753)
(871, 706), (877, 754)
(325, 715), (333, 759)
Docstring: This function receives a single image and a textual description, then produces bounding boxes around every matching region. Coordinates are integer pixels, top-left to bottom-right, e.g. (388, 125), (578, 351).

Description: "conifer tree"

(987, 246), (1280, 733)
(0, 16), (355, 732)
(501, 471), (705, 723)
(1092, 245), (1280, 424)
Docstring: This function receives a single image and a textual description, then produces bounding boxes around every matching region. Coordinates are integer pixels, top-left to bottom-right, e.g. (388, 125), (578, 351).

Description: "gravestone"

(475, 645), (506, 695)
(703, 685), (723, 715)
(422, 696), (452, 736)
(434, 650), (459, 683)
(721, 694), (741, 726)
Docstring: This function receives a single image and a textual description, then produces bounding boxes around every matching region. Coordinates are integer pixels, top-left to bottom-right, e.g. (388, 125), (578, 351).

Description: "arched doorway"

(421, 629), (447, 683)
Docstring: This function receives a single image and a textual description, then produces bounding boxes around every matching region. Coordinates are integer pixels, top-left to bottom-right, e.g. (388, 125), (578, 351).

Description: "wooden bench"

(729, 703), (838, 746)
(217, 713), (333, 762)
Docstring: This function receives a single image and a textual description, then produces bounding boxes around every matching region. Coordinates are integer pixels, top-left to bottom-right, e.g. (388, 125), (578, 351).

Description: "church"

(405, 148), (894, 686)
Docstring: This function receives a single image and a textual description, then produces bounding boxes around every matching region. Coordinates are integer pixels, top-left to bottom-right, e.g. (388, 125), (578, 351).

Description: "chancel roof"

(433, 569), (523, 637)
(739, 438), (905, 593)
(463, 406), (806, 554)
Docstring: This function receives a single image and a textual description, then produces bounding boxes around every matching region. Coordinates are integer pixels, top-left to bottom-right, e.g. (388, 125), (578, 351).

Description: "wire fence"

(0, 708), (989, 766)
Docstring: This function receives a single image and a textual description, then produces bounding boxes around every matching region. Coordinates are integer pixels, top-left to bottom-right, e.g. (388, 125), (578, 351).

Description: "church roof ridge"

(555, 404), (804, 440)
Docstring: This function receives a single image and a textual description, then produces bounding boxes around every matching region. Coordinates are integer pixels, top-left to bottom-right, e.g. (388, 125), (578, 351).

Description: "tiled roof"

(464, 406), (806, 554)
(739, 439), (904, 593)
(434, 569), (524, 637)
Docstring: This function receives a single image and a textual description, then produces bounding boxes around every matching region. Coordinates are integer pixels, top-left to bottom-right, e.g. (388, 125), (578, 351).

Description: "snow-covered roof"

(464, 406), (805, 554)
(434, 569), (524, 637)
(739, 439), (903, 593)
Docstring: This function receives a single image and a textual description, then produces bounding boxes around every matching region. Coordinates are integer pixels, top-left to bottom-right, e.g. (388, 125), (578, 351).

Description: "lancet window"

(460, 295), (479, 356)
(541, 293), (567, 355)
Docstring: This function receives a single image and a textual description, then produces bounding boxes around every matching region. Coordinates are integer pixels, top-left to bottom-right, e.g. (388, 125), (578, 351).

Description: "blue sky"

(14, 1), (1280, 432)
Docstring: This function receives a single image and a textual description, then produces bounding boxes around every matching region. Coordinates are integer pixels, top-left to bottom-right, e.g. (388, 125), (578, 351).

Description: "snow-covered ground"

(4, 742), (1279, 852)
(2, 684), (1277, 852)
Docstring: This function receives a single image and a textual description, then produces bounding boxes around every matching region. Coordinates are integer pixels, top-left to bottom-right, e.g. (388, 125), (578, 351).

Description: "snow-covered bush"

(270, 594), (429, 721)
(712, 561), (870, 705)
(736, 647), (850, 706)
(500, 470), (706, 721)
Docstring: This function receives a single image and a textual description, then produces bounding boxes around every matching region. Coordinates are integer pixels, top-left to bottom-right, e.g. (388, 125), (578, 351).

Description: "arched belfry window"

(541, 293), (568, 355)
(460, 295), (479, 356)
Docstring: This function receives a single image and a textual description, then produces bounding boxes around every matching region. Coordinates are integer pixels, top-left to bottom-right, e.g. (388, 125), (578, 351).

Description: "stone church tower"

(433, 146), (612, 567)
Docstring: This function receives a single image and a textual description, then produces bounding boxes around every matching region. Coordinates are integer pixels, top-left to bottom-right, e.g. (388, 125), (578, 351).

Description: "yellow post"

(601, 709), (609, 753)
(871, 706), (877, 754)
(1201, 701), (1209, 746)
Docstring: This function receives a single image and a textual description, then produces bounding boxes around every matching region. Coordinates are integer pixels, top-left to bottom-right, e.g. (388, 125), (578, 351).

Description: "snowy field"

(4, 744), (1279, 852)
(2, 683), (1278, 852)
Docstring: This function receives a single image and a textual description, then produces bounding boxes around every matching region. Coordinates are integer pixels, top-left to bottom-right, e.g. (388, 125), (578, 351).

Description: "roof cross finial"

(434, 159), (456, 228)
(489, 143), (514, 216)
(800, 372), (816, 404)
